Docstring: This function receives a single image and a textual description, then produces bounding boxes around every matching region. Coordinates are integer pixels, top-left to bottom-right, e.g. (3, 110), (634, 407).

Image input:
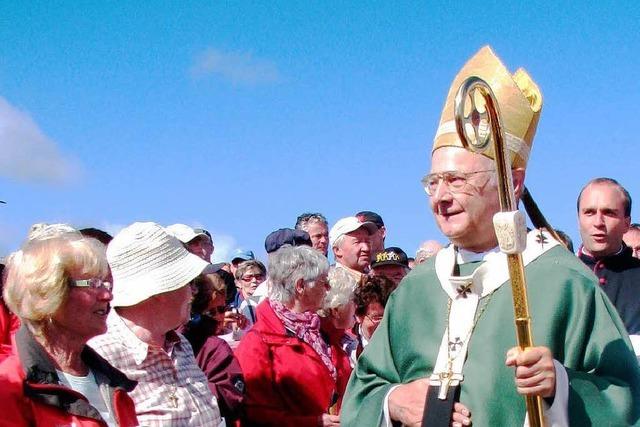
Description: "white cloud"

(190, 48), (281, 85)
(0, 96), (80, 184)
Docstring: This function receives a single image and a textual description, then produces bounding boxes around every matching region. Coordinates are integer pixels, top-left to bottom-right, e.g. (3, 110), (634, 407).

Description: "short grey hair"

(321, 266), (357, 312)
(268, 245), (329, 305)
(331, 234), (345, 250)
(295, 213), (328, 232)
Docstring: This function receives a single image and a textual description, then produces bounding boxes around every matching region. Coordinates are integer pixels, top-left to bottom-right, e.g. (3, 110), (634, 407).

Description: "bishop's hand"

(505, 346), (556, 399)
(388, 379), (472, 426)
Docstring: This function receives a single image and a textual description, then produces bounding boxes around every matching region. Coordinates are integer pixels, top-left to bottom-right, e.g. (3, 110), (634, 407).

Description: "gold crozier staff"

(453, 76), (545, 427)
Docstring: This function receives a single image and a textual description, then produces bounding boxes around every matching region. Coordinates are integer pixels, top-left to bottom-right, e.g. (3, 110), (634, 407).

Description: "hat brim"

(372, 260), (408, 268)
(112, 252), (208, 307)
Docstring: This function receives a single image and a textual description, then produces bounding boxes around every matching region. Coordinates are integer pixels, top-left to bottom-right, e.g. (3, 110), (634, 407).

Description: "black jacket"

(579, 244), (640, 334)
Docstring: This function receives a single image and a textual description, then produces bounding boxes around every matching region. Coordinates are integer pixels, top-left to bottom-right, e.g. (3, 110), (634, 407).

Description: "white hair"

(27, 223), (78, 242)
(321, 266), (357, 313)
(331, 234), (345, 250)
(268, 245), (329, 305)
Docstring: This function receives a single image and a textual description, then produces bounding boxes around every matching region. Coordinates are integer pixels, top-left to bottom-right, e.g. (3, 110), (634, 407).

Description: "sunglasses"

(241, 274), (265, 283)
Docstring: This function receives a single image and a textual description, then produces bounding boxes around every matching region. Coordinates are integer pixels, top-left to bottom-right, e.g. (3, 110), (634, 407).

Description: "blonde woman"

(0, 233), (138, 426)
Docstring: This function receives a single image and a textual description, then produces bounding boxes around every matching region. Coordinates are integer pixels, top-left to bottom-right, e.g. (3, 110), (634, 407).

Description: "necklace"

(433, 292), (495, 400)
(168, 386), (179, 408)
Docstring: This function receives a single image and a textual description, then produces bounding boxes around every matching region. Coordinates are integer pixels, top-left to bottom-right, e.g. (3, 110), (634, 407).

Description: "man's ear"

(333, 245), (342, 260)
(512, 168), (526, 201)
(380, 225), (387, 240)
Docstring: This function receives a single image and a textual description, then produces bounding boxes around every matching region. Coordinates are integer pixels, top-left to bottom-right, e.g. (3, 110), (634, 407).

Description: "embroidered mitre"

(432, 46), (543, 169)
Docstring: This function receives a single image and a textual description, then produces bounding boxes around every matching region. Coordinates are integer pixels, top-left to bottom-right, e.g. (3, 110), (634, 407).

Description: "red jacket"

(0, 326), (139, 427)
(236, 300), (352, 427)
(0, 298), (19, 363)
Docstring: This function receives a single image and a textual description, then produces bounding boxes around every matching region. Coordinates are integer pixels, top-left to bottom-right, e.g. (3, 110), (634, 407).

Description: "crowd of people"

(0, 215), (400, 427)
(1, 45), (640, 426)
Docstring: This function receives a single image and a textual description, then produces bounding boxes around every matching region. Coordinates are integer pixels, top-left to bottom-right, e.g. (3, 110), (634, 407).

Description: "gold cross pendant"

(168, 392), (179, 408)
(430, 372), (464, 400)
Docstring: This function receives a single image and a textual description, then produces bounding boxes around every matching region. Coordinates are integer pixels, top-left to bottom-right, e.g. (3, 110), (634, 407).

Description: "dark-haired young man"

(577, 177), (640, 348)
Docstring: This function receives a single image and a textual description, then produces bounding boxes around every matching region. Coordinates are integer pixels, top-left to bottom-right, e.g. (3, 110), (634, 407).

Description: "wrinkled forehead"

(430, 146), (493, 173)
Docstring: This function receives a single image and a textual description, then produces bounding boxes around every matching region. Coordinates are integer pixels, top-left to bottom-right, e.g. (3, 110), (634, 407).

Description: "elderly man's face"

(623, 228), (640, 259)
(429, 147), (501, 253)
(306, 221), (329, 257)
(155, 284), (194, 331)
(578, 183), (630, 258)
(187, 236), (214, 262)
(334, 228), (371, 272)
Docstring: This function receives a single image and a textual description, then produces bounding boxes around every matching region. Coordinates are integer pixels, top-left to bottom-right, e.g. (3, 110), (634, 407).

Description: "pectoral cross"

(430, 371), (464, 400)
(168, 391), (179, 408)
(448, 337), (463, 352)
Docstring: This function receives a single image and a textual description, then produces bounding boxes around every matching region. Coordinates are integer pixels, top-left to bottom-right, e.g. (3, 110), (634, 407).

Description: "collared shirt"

(334, 263), (366, 284)
(89, 311), (222, 427)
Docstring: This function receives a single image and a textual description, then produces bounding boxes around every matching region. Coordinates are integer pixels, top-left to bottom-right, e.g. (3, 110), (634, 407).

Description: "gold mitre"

(432, 46), (542, 169)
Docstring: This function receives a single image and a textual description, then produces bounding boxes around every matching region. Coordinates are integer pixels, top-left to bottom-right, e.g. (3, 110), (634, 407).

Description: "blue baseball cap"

(231, 249), (255, 264)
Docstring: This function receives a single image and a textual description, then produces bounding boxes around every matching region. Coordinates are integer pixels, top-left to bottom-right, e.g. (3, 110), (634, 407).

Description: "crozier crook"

(454, 76), (546, 427)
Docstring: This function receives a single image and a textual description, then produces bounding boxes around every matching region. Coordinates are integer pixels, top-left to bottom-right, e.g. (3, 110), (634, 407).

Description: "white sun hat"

(107, 222), (209, 307)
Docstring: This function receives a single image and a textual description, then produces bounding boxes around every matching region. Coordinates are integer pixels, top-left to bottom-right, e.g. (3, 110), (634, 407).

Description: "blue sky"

(1, 2), (639, 262)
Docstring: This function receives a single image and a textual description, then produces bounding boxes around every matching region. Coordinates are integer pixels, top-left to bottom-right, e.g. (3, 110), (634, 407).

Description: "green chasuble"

(341, 241), (640, 426)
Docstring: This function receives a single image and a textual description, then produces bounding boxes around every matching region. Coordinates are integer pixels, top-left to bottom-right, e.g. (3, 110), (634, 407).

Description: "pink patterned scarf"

(270, 299), (336, 380)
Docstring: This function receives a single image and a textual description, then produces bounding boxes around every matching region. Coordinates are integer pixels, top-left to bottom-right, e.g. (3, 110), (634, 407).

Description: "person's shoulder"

(393, 256), (440, 297)
(406, 255), (438, 277)
(531, 246), (602, 293)
(536, 246), (593, 275)
(174, 331), (197, 355)
(618, 252), (640, 270)
(201, 335), (234, 356)
(0, 353), (25, 393)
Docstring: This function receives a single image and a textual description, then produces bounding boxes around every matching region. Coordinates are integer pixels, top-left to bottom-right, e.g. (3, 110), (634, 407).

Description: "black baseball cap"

(355, 211), (384, 228)
(371, 247), (409, 268)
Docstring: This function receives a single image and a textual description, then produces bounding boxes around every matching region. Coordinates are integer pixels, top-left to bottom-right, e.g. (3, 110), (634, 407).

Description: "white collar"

(435, 229), (560, 299)
(456, 246), (500, 264)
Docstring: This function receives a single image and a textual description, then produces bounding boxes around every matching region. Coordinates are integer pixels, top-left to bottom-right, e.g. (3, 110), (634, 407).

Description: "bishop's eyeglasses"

(421, 169), (494, 196)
